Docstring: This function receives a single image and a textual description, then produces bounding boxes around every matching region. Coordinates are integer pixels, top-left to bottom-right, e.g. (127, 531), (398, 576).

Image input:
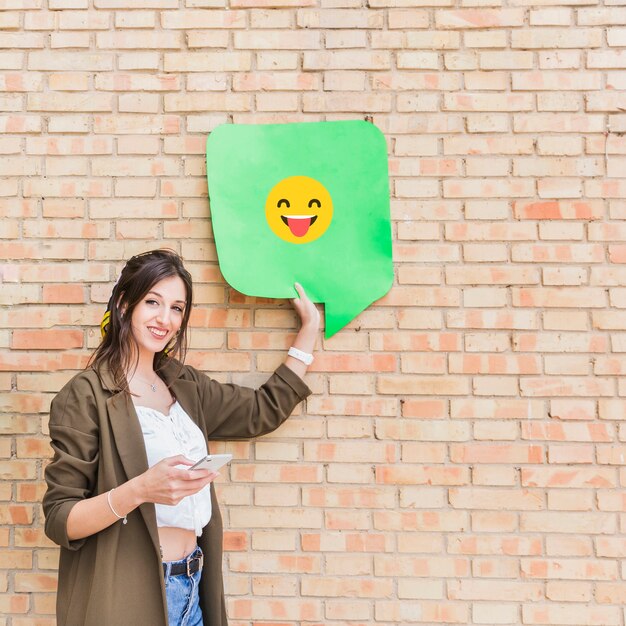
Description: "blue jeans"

(163, 547), (203, 626)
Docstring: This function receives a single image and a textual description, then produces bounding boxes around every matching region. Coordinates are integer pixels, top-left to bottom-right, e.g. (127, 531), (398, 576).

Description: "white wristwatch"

(288, 346), (314, 366)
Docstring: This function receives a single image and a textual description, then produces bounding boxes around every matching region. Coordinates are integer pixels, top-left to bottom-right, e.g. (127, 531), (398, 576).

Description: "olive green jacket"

(43, 360), (311, 626)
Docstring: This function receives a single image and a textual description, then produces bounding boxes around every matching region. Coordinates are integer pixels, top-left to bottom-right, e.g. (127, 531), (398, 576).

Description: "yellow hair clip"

(100, 310), (111, 339)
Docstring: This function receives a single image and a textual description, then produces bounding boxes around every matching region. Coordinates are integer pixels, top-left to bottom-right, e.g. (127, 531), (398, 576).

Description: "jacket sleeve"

(194, 363), (312, 440)
(43, 374), (100, 551)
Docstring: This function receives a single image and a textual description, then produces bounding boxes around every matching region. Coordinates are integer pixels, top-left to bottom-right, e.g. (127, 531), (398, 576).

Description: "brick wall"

(2, 0), (626, 624)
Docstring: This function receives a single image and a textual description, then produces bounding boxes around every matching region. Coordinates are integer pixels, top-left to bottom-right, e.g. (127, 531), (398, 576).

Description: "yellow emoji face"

(265, 176), (333, 244)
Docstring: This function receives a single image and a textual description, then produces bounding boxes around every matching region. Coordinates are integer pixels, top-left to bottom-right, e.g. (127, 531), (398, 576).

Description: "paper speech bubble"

(206, 120), (393, 338)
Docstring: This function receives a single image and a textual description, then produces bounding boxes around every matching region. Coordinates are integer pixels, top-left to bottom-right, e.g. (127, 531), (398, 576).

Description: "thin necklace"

(132, 372), (158, 393)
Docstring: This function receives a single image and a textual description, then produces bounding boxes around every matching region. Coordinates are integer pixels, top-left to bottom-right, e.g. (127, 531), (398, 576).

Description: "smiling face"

(265, 175), (333, 244)
(129, 275), (187, 360)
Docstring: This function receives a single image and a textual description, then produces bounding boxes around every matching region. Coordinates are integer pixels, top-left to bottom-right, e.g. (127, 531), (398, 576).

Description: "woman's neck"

(127, 350), (157, 381)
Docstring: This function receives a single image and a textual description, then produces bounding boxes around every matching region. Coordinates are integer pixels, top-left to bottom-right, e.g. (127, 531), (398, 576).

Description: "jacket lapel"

(106, 390), (161, 557)
(161, 360), (207, 438)
(106, 390), (150, 480)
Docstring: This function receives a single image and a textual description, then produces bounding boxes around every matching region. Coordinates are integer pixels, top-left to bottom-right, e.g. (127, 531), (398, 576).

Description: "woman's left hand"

(291, 282), (320, 332)
(285, 283), (319, 376)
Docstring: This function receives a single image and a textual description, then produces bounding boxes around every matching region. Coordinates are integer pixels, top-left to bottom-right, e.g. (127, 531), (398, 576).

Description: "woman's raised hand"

(136, 455), (217, 506)
(284, 283), (319, 377)
(291, 282), (320, 332)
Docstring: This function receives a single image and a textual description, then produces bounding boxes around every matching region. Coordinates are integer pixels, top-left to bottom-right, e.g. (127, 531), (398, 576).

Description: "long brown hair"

(89, 249), (193, 391)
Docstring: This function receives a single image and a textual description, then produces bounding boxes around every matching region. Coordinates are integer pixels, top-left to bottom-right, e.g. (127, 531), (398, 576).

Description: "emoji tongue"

(287, 217), (311, 237)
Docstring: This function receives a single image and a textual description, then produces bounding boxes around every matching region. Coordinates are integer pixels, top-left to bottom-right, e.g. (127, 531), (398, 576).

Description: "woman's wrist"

(125, 475), (146, 509)
(292, 325), (317, 354)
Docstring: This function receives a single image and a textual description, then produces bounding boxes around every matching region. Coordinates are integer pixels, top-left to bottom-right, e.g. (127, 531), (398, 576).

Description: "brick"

(233, 72), (318, 91)
(444, 135), (534, 155)
(523, 465), (615, 488)
(596, 582), (626, 603)
(450, 487), (544, 510)
(514, 70), (602, 91)
(373, 73), (461, 92)
(521, 376), (614, 397)
(451, 443), (543, 464)
(235, 30), (320, 49)
(450, 354), (540, 375)
(95, 73), (180, 91)
(95, 0), (176, 6)
(473, 420), (518, 441)
(0, 32), (44, 48)
(377, 600), (469, 623)
(530, 7), (572, 25)
(514, 113), (605, 133)
(387, 52), (432, 74)
(303, 51), (390, 70)
(436, 8), (524, 28)
(450, 399), (544, 419)
(512, 27), (602, 49)
(0, 12), (20, 29)
(521, 512), (615, 534)
(164, 52), (251, 72)
(377, 419), (468, 442)
(449, 579), (542, 600)
(513, 157), (604, 177)
(161, 9), (246, 28)
(11, 330), (83, 350)
(462, 288), (507, 308)
(546, 532), (592, 555)
(229, 597), (321, 621)
(256, 51), (299, 70)
(608, 28), (626, 47)
(444, 53), (477, 73)
(464, 30), (507, 48)
(522, 557), (618, 581)
(547, 93), (583, 113)
(114, 11), (157, 28)
(513, 287), (606, 308)
(578, 8), (626, 25)
(28, 51), (113, 71)
(524, 603), (620, 625)
(444, 92), (534, 112)
(388, 9), (429, 28)
(455, 528), (537, 558)
(446, 265), (539, 285)
(513, 332), (607, 353)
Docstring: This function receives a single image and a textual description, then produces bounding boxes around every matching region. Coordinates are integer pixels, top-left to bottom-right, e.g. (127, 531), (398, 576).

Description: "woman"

(43, 249), (319, 626)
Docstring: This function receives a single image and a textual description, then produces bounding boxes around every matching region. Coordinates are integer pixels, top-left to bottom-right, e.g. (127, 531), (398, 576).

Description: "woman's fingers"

(139, 456), (220, 504)
(169, 472), (218, 503)
(291, 282), (320, 327)
(181, 472), (218, 490)
(164, 454), (195, 467)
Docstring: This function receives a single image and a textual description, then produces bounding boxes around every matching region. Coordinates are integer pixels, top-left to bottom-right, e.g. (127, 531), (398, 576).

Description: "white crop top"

(134, 401), (212, 536)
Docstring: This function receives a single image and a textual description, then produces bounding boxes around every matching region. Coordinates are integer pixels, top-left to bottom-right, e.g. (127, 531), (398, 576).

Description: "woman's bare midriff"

(159, 526), (197, 561)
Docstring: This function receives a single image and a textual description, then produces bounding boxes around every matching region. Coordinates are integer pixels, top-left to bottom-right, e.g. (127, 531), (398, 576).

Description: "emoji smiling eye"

(277, 199), (290, 209)
(308, 199), (321, 209)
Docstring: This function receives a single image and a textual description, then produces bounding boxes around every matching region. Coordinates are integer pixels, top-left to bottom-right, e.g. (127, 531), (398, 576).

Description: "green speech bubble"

(206, 120), (393, 338)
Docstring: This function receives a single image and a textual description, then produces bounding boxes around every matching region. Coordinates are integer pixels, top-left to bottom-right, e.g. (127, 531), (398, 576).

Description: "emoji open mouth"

(281, 214), (318, 237)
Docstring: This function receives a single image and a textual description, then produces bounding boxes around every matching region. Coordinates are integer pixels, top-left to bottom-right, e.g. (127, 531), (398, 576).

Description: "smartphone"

(189, 453), (233, 473)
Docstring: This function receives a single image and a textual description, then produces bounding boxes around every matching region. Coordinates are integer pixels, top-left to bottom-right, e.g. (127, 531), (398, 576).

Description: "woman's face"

(129, 275), (187, 359)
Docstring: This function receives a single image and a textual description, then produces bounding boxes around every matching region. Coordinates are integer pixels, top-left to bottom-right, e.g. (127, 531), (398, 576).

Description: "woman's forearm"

(66, 477), (143, 541)
(284, 322), (318, 379)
